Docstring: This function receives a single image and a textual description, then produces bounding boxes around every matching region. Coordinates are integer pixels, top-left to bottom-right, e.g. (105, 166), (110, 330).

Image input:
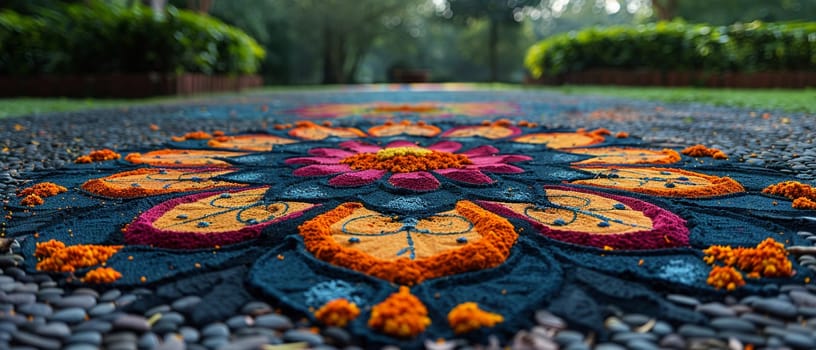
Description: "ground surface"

(1, 86), (816, 350)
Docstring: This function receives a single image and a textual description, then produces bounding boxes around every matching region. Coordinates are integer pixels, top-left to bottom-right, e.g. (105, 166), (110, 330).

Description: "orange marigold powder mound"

(35, 241), (123, 273)
(681, 144), (728, 159)
(76, 149), (121, 163)
(82, 267), (122, 283)
(173, 131), (213, 141)
(707, 266), (746, 291)
(18, 182), (67, 198)
(615, 131), (629, 138)
(447, 302), (504, 334)
(341, 151), (471, 173)
(314, 298), (360, 327)
(20, 194), (44, 206)
(368, 286), (431, 338)
(35, 239), (66, 258)
(703, 238), (794, 290)
(793, 197), (816, 210)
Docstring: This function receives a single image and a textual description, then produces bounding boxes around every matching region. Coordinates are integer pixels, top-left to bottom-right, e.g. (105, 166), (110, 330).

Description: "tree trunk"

(651, 0), (678, 21)
(488, 18), (499, 82)
(322, 26), (338, 84)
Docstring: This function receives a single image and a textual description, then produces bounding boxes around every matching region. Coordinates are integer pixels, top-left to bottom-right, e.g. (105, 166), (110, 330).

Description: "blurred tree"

(675, 0), (816, 24)
(651, 0), (677, 20)
(444, 0), (542, 82)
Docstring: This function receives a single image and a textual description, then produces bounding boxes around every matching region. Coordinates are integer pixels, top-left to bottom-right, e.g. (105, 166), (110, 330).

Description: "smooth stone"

(51, 308), (87, 324)
(226, 315), (253, 330)
(696, 302), (737, 317)
(786, 323), (814, 335)
(113, 314), (150, 332)
(68, 331), (102, 346)
(201, 323), (230, 338)
(0, 322), (17, 333)
(718, 331), (766, 346)
(283, 329), (324, 346)
(621, 314), (651, 327)
(216, 335), (268, 350)
(677, 324), (717, 338)
(35, 322), (71, 338)
(2, 293), (35, 305)
(254, 314), (292, 330)
(321, 327), (351, 346)
(89, 302), (116, 317)
(710, 317), (756, 332)
(157, 335), (184, 350)
(179, 326), (200, 343)
(150, 319), (179, 334)
(64, 344), (99, 350)
(100, 289), (122, 302)
(73, 319), (113, 333)
(659, 334), (686, 349)
(626, 339), (660, 350)
(72, 288), (100, 298)
(604, 317), (630, 332)
(241, 301), (273, 316)
(145, 305), (171, 317)
(171, 296), (201, 313)
(611, 332), (657, 344)
(16, 303), (52, 317)
(564, 343), (590, 350)
(104, 332), (139, 344)
(594, 343), (626, 350)
(740, 312), (785, 327)
(535, 310), (567, 329)
(651, 321), (673, 336)
(202, 337), (229, 349)
(554, 330), (584, 345)
(157, 312), (185, 325)
(13, 331), (61, 350)
(784, 332), (816, 349)
(53, 295), (97, 309)
(790, 290), (816, 307)
(12, 283), (38, 293)
(108, 341), (138, 350)
(115, 294), (138, 307)
(802, 306), (816, 317)
(137, 332), (159, 350)
(753, 298), (798, 318)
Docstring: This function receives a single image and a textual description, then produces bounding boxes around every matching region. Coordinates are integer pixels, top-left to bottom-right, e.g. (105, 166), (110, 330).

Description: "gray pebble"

(611, 332), (657, 344)
(53, 295), (97, 309)
(626, 339), (659, 350)
(16, 303), (52, 317)
(564, 343), (590, 350)
(179, 326), (199, 343)
(216, 335), (268, 350)
(535, 310), (567, 329)
(594, 343), (626, 350)
(68, 331), (102, 346)
(740, 312), (785, 327)
(13, 331), (62, 350)
(115, 294), (138, 307)
(2, 292), (36, 305)
(156, 335), (184, 350)
(202, 337), (229, 349)
(151, 319), (179, 334)
(89, 302), (116, 317)
(719, 331), (766, 346)
(73, 319), (113, 333)
(12, 283), (38, 293)
(790, 290), (816, 307)
(108, 341), (139, 350)
(171, 296), (201, 314)
(554, 330), (584, 345)
(137, 332), (160, 350)
(51, 307), (87, 324)
(321, 327), (351, 346)
(677, 324), (717, 338)
(226, 315), (253, 330)
(784, 332), (816, 349)
(710, 317), (756, 332)
(240, 301), (272, 316)
(651, 321), (673, 336)
(35, 322), (71, 338)
(158, 312), (185, 325)
(201, 323), (230, 338)
(254, 314), (292, 330)
(659, 334), (686, 349)
(753, 298), (798, 318)
(113, 314), (150, 332)
(621, 314), (651, 327)
(72, 288), (100, 298)
(104, 332), (138, 344)
(283, 329), (323, 346)
(696, 302), (737, 317)
(100, 289), (122, 302)
(145, 305), (171, 317)
(63, 344), (99, 350)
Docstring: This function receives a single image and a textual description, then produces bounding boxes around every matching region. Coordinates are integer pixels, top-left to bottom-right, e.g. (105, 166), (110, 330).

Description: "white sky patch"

(604, 0), (621, 14)
(551, 0), (570, 16)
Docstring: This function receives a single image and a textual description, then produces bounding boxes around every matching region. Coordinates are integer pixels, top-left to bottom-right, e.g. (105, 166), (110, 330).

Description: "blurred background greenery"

(2, 0), (815, 84)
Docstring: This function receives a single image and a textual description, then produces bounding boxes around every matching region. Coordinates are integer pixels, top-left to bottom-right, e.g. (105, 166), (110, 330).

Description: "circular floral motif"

(6, 113), (812, 344)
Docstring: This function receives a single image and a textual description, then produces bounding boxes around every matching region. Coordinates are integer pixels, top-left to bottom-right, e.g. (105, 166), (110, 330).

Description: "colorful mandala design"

(5, 107), (815, 346)
(291, 102), (520, 119)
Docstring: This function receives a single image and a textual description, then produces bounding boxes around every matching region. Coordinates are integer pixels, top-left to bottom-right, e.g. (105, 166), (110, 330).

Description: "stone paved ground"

(1, 88), (816, 350)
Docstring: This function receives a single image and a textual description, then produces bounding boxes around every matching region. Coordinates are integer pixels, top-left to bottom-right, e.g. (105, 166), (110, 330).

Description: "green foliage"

(0, 1), (264, 75)
(525, 21), (816, 78)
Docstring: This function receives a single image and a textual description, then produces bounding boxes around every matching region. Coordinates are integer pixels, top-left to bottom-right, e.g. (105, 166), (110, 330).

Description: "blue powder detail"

(247, 219), (258, 225)
(158, 170), (168, 174)
(174, 160), (182, 164)
(456, 237), (468, 243)
(348, 237), (360, 243)
(197, 222), (210, 228)
(190, 177), (202, 182)
(284, 185), (326, 199)
(597, 221), (610, 227)
(665, 183), (676, 188)
(607, 173), (620, 178)
(385, 197), (426, 211)
(657, 260), (705, 285)
(304, 280), (364, 308)
(677, 176), (689, 181)
(660, 171), (672, 175)
(613, 203), (626, 210)
(220, 193), (231, 198)
(176, 214), (188, 219)
(163, 184), (172, 189)
(553, 218), (566, 226)
(130, 183), (140, 187)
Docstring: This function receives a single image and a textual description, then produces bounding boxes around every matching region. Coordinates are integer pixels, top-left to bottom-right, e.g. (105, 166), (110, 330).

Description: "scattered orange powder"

(793, 197), (816, 210)
(35, 239), (122, 273)
(763, 181), (816, 210)
(75, 149), (121, 163)
(368, 286), (431, 338)
(314, 299), (360, 327)
(172, 131), (212, 142)
(18, 182), (67, 198)
(589, 128), (612, 136)
(615, 131), (629, 138)
(703, 238), (794, 290)
(82, 267), (122, 283)
(20, 194), (44, 206)
(447, 302), (503, 334)
(681, 144), (728, 159)
(212, 130), (225, 137)
(341, 151), (470, 173)
(149, 124), (160, 131)
(707, 266), (746, 291)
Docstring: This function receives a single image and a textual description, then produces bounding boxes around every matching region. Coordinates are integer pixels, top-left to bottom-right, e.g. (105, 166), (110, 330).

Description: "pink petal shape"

(468, 155), (533, 165)
(293, 164), (352, 177)
(308, 148), (355, 158)
(434, 168), (494, 185)
(388, 171), (440, 191)
(285, 156), (342, 165)
(386, 140), (420, 148)
(461, 145), (499, 158)
(472, 164), (525, 174)
(427, 141), (462, 153)
(339, 140), (381, 154)
(328, 169), (386, 187)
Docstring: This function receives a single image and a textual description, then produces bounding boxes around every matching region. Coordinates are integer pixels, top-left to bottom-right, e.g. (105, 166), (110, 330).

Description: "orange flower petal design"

(571, 167), (744, 197)
(568, 147), (681, 165)
(441, 125), (521, 139)
(125, 149), (247, 167)
(513, 132), (605, 149)
(207, 134), (296, 151)
(289, 121), (366, 140)
(81, 168), (245, 198)
(368, 123), (441, 137)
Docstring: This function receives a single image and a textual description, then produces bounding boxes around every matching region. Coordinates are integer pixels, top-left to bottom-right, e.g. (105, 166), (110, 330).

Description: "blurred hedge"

(0, 1), (264, 75)
(525, 21), (816, 78)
